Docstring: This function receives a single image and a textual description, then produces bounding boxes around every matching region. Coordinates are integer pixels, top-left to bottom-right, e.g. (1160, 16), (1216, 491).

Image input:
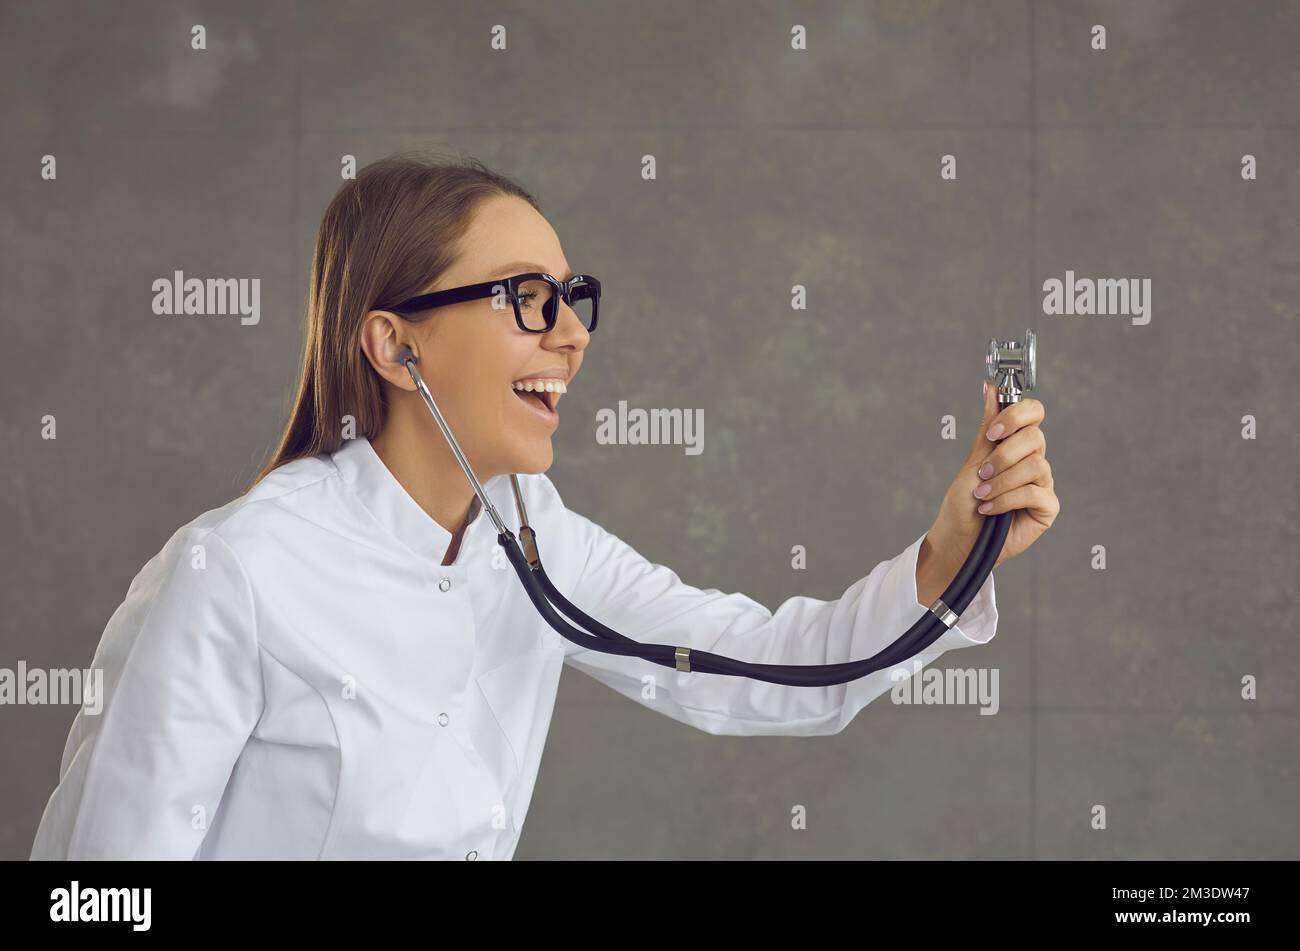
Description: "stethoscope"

(399, 329), (1036, 687)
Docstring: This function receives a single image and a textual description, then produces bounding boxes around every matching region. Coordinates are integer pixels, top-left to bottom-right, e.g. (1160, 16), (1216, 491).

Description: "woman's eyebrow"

(489, 261), (575, 282)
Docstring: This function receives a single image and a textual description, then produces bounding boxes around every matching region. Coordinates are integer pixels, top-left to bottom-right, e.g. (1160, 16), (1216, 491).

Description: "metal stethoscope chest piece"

(401, 329), (1037, 687)
(987, 329), (1036, 407)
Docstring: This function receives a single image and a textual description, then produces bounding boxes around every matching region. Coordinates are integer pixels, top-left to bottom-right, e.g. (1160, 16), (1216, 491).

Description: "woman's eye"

(516, 292), (538, 308)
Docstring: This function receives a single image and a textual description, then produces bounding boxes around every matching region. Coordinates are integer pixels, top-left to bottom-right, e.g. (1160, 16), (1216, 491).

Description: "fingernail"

(987, 423), (1004, 440)
(978, 501), (993, 514)
(978, 462), (994, 480)
(974, 483), (992, 499)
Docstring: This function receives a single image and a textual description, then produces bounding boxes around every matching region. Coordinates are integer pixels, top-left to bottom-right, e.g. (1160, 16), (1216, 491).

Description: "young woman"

(31, 154), (1058, 860)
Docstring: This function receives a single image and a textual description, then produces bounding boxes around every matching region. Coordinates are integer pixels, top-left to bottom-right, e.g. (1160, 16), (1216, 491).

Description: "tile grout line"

(122, 122), (1300, 137)
(292, 0), (302, 352)
(1027, 0), (1038, 863)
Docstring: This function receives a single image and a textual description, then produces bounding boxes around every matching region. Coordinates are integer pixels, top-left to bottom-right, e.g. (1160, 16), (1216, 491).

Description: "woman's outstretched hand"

(921, 381), (1059, 590)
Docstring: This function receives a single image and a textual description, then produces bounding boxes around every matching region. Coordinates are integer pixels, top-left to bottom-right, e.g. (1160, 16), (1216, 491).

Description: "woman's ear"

(359, 309), (418, 389)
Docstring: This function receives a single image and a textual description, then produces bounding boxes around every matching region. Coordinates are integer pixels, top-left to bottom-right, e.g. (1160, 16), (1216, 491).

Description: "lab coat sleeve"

(29, 527), (264, 860)
(548, 483), (998, 737)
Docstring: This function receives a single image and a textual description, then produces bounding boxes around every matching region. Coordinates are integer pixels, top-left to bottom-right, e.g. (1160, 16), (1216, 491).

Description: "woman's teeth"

(511, 380), (567, 394)
(510, 378), (563, 421)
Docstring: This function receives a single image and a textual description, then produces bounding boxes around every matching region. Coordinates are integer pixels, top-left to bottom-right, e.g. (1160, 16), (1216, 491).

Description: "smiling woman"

(30, 151), (1038, 861)
(251, 153), (571, 487)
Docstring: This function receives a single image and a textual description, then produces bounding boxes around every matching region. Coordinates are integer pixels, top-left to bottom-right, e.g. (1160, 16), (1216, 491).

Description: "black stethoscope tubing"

(400, 347), (1014, 688)
(497, 507), (1009, 687)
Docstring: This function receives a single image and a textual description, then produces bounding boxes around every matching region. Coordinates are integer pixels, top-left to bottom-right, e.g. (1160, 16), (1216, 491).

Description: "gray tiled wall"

(2, 0), (1296, 860)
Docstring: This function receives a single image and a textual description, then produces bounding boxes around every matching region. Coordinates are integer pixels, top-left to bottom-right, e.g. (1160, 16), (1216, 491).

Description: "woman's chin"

(507, 438), (553, 476)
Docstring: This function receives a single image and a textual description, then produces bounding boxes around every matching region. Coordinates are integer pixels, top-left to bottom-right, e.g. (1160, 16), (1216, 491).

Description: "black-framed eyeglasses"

(389, 272), (600, 334)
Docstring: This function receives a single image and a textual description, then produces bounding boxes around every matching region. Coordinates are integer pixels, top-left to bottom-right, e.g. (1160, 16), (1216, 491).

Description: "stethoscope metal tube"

(399, 329), (1035, 687)
(404, 349), (511, 537)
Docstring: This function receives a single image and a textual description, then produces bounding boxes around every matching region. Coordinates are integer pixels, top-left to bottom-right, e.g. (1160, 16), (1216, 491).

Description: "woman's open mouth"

(510, 379), (565, 427)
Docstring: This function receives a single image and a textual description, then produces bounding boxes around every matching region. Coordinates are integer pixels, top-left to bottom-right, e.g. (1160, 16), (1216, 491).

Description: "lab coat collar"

(330, 435), (498, 564)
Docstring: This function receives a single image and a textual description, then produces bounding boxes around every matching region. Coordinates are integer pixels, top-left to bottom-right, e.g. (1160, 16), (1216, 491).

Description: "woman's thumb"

(971, 381), (998, 453)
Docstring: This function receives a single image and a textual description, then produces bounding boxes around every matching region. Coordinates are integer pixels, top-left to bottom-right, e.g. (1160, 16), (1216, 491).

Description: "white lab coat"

(30, 435), (998, 860)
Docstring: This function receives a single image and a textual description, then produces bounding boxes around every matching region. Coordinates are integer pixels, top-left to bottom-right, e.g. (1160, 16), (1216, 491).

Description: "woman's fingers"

(984, 397), (1045, 442)
(976, 480), (1059, 518)
(975, 425), (1046, 480)
(973, 452), (1051, 505)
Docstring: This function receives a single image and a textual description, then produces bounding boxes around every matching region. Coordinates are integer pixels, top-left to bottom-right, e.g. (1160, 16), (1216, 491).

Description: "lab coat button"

(438, 578), (452, 592)
(437, 712), (450, 726)
(466, 850), (478, 861)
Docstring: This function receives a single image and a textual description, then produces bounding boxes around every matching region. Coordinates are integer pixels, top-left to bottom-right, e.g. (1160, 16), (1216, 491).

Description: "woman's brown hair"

(248, 151), (540, 490)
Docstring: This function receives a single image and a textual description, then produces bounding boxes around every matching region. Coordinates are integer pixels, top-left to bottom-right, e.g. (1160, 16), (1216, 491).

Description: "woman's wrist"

(915, 529), (962, 607)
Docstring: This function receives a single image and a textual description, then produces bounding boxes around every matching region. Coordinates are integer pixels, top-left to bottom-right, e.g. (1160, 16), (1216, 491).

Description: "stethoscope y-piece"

(400, 329), (1036, 687)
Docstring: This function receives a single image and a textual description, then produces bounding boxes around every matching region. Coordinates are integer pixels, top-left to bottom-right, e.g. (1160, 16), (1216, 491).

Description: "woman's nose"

(546, 301), (590, 350)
